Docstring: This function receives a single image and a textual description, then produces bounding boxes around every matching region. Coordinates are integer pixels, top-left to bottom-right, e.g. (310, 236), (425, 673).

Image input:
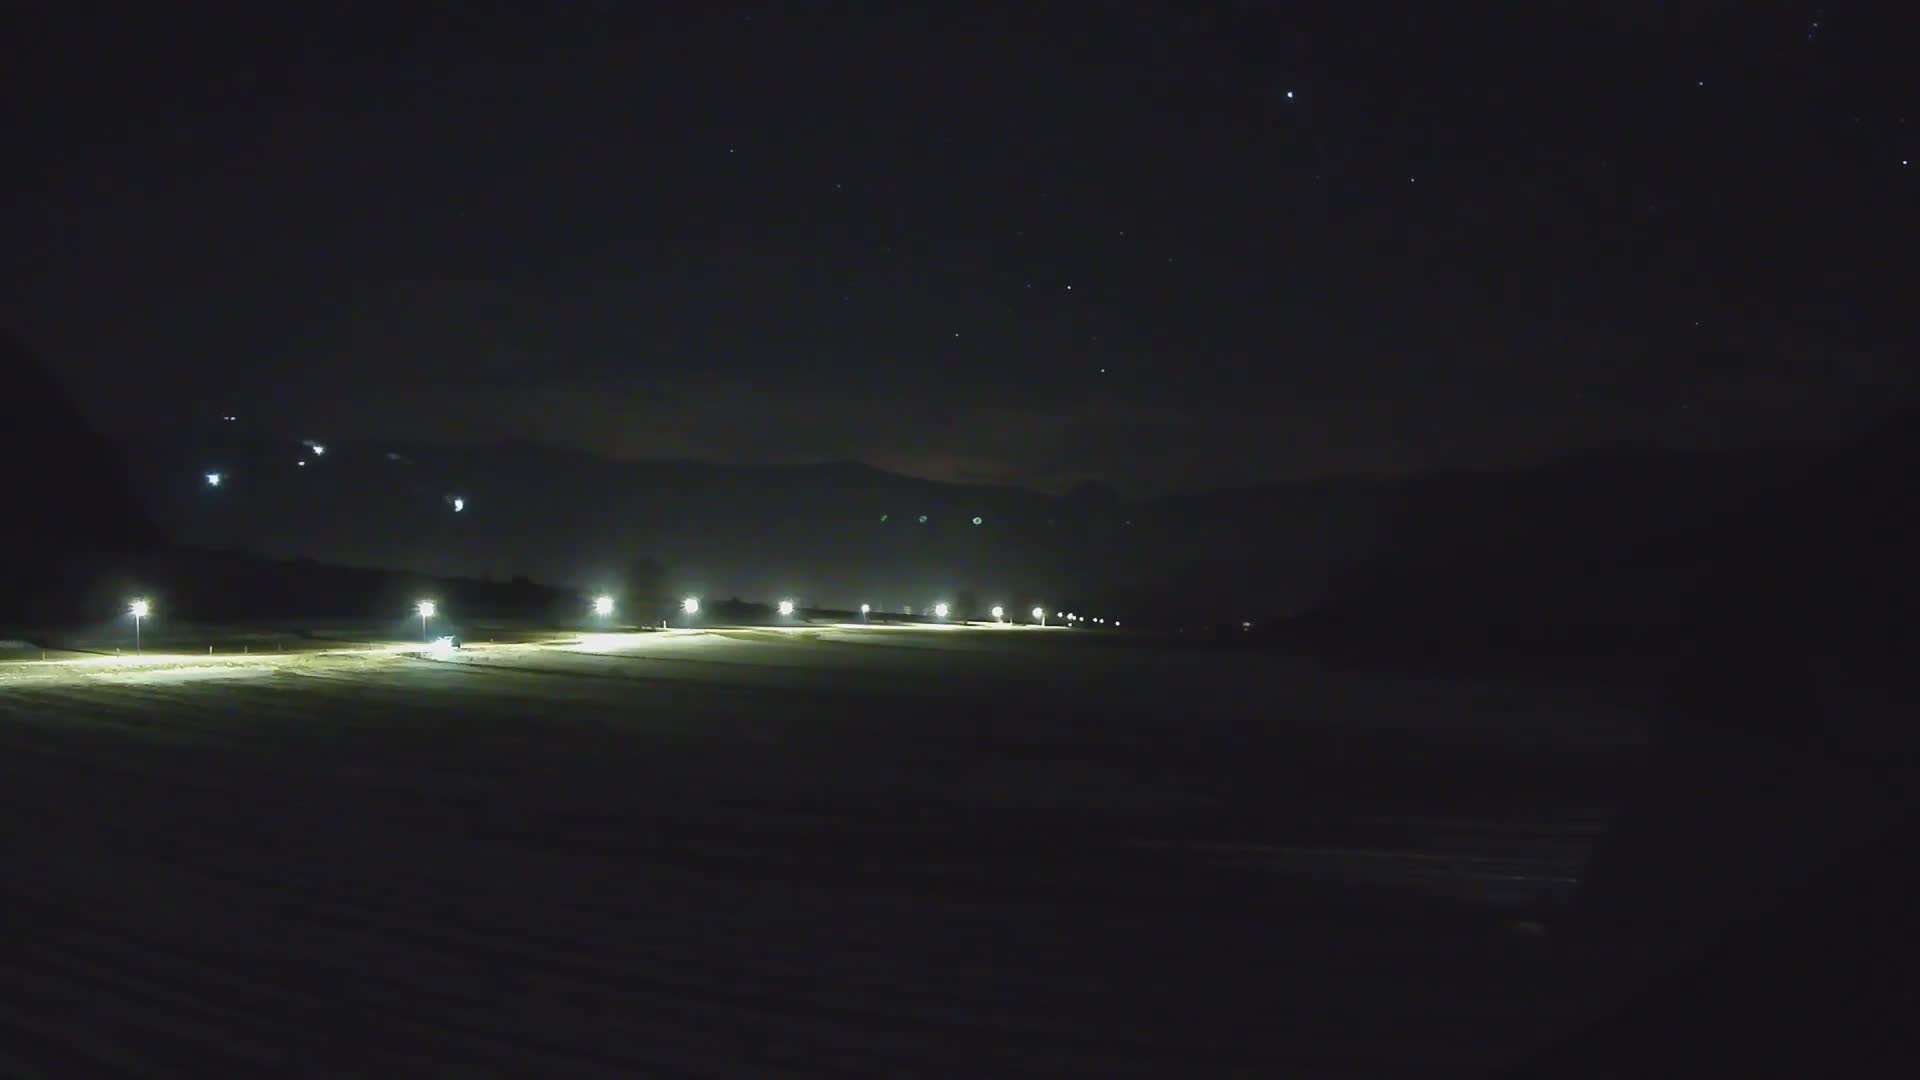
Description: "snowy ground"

(0, 625), (1667, 1075)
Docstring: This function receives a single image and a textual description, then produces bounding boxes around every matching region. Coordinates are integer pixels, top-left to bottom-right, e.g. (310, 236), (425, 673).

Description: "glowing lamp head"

(860, 603), (871, 614)
(416, 600), (436, 618)
(1032, 607), (1045, 621)
(205, 472), (222, 487)
(778, 599), (795, 616)
(991, 605), (1004, 619)
(681, 596), (700, 615)
(129, 599), (150, 619)
(311, 444), (325, 456)
(452, 497), (465, 513)
(933, 602), (950, 618)
(592, 595), (614, 616)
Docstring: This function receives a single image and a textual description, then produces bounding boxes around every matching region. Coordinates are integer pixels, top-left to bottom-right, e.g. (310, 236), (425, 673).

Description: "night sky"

(8, 2), (1917, 495)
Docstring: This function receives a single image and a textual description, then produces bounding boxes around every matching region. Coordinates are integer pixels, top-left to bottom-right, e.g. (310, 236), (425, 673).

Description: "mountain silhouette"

(0, 335), (166, 622)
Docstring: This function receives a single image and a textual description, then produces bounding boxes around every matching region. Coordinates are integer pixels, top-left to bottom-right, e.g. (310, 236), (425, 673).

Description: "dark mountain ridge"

(105, 415), (1895, 624)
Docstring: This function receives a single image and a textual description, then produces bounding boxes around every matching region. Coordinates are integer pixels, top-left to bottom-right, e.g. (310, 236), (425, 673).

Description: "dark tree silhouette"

(0, 334), (166, 622)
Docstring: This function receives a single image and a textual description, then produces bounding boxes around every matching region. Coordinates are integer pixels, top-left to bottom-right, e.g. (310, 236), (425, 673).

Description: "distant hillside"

(108, 422), (1872, 622)
(2, 336), (168, 621)
(1281, 409), (1920, 674)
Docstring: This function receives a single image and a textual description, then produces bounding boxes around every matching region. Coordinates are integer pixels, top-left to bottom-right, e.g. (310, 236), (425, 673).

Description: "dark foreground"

(1, 626), (1670, 1075)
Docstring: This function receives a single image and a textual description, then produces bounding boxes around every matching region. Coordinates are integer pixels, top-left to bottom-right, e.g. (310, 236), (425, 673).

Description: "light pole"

(416, 599), (435, 641)
(860, 603), (870, 621)
(1032, 606), (1046, 627)
(593, 595), (615, 618)
(681, 596), (699, 627)
(778, 599), (795, 617)
(129, 598), (149, 653)
(991, 605), (1004, 623)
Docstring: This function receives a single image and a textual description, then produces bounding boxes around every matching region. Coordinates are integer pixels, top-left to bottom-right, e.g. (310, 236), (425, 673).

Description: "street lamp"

(860, 603), (870, 620)
(933, 602), (950, 619)
(991, 605), (1004, 621)
(416, 599), (435, 640)
(592, 595), (614, 617)
(778, 599), (795, 617)
(205, 472), (222, 487)
(1032, 606), (1046, 626)
(681, 596), (699, 625)
(129, 598), (150, 652)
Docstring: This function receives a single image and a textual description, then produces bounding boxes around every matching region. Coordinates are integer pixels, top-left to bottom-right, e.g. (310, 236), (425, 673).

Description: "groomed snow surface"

(0, 625), (1664, 1075)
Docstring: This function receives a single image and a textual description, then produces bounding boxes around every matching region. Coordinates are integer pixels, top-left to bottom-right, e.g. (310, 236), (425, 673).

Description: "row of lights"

(427, 595), (1070, 628)
(116, 593), (1102, 653)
